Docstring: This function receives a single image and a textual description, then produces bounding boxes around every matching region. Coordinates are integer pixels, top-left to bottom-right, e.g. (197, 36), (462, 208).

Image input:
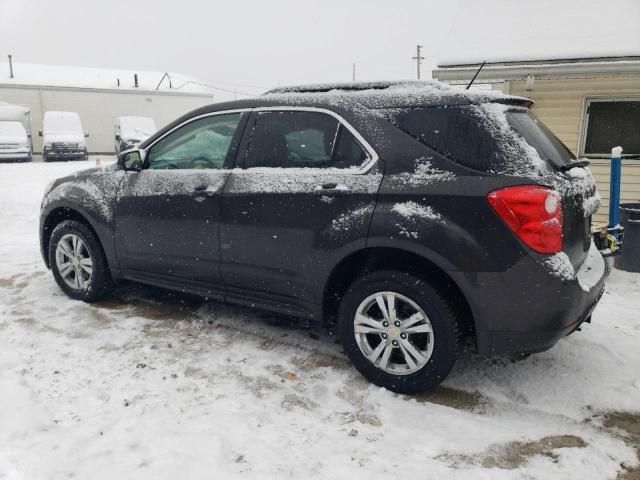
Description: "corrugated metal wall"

(509, 76), (640, 224)
(0, 86), (213, 154)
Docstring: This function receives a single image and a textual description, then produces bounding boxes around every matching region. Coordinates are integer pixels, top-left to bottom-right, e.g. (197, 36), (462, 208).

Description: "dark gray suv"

(39, 81), (606, 393)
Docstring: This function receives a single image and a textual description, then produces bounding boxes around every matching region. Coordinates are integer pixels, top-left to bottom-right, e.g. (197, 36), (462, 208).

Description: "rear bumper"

(448, 245), (607, 355)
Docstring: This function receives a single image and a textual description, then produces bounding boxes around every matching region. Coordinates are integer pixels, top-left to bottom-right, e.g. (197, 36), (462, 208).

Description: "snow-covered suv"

(39, 81), (606, 393)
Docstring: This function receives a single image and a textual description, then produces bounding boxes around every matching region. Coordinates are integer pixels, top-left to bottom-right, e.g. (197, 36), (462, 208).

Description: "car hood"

(0, 134), (28, 144)
(44, 164), (118, 195)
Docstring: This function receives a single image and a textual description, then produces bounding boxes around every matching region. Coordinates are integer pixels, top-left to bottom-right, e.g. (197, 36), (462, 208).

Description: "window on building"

(583, 99), (640, 158)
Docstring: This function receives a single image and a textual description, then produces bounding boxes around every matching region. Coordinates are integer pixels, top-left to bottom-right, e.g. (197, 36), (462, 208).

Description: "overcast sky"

(1, 0), (638, 102)
(0, 0), (463, 99)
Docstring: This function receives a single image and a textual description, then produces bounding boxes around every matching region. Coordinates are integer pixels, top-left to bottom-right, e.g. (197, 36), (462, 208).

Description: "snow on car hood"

(0, 133), (28, 144)
(43, 132), (85, 145)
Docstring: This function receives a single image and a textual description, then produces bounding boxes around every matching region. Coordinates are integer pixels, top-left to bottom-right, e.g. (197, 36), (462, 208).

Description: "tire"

(338, 270), (460, 394)
(48, 220), (113, 302)
(42, 153), (49, 162)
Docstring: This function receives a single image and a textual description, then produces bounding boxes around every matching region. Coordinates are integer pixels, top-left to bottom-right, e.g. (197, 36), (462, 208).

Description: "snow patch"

(331, 204), (373, 232)
(577, 241), (606, 292)
(392, 201), (441, 221)
(544, 252), (576, 281)
(583, 191), (602, 218)
(394, 156), (456, 186)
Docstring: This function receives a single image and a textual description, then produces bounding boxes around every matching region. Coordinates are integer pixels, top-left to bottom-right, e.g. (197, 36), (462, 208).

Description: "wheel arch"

(41, 206), (107, 270)
(322, 246), (477, 344)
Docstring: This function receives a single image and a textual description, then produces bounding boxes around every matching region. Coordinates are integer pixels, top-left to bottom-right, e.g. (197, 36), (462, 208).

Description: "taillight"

(487, 185), (563, 254)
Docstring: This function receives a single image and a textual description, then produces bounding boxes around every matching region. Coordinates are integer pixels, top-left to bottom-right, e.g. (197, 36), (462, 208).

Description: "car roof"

(141, 80), (532, 149)
(202, 80), (531, 112)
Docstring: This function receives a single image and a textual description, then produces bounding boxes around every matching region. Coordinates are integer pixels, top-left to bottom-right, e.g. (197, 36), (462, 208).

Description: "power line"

(172, 79), (259, 97)
(412, 45), (424, 80)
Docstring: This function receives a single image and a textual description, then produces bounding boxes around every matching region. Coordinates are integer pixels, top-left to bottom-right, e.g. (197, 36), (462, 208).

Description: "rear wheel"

(48, 220), (113, 302)
(338, 270), (460, 394)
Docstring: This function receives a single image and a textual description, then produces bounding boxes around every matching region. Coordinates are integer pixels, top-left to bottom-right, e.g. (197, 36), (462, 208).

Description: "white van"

(0, 103), (32, 150)
(114, 116), (156, 154)
(40, 111), (89, 162)
(0, 121), (31, 162)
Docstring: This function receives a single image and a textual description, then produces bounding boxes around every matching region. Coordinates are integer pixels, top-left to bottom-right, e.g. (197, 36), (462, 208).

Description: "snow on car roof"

(0, 61), (212, 94)
(438, 0), (640, 67)
(263, 80), (533, 108)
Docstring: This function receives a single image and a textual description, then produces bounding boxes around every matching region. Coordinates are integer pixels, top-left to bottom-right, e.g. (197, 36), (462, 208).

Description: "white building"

(0, 61), (215, 154)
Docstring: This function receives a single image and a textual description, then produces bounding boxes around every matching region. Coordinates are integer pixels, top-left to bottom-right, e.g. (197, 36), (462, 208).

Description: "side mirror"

(38, 130), (42, 137)
(118, 148), (144, 172)
(85, 131), (90, 138)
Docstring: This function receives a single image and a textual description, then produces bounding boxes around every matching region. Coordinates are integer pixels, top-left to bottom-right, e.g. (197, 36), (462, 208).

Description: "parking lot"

(1, 159), (639, 479)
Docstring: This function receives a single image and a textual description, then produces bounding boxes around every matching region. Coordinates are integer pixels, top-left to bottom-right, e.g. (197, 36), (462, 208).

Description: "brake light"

(487, 185), (563, 254)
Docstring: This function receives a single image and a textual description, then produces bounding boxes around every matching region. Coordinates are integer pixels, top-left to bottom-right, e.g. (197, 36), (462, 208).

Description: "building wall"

(509, 76), (640, 224)
(0, 85), (213, 154)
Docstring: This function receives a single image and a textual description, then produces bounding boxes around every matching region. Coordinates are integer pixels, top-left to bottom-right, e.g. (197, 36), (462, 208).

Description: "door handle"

(193, 184), (208, 192)
(313, 183), (351, 197)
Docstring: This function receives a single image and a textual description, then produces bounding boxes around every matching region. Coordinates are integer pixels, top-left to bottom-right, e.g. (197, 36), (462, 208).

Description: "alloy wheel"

(354, 291), (434, 375)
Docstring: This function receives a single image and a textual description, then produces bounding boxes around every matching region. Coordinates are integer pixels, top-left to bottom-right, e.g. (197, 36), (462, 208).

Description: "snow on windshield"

(43, 112), (83, 133)
(0, 121), (27, 138)
(119, 116), (156, 140)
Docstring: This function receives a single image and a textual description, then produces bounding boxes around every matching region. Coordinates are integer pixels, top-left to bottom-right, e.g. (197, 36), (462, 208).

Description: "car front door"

(220, 108), (382, 318)
(115, 111), (247, 294)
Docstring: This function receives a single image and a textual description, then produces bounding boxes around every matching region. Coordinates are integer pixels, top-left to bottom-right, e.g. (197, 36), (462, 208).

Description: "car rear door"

(114, 111), (248, 293)
(219, 108), (383, 318)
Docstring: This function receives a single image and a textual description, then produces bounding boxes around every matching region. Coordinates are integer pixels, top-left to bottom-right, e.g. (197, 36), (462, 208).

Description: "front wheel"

(338, 270), (460, 394)
(48, 220), (113, 302)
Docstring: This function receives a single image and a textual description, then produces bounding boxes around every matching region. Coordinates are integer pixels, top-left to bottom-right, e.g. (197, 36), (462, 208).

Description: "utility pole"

(412, 45), (424, 80)
(352, 62), (356, 82)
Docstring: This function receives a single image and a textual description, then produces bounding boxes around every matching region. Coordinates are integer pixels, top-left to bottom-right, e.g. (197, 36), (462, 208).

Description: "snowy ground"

(1, 159), (639, 480)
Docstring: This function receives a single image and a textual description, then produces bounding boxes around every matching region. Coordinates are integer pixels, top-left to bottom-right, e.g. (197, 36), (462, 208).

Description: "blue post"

(609, 146), (623, 228)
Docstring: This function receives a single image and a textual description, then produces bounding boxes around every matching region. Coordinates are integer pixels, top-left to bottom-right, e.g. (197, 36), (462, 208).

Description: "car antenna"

(466, 61), (486, 90)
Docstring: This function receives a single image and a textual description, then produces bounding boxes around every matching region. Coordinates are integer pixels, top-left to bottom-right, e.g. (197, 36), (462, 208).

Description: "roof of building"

(437, 0), (640, 67)
(0, 61), (213, 95)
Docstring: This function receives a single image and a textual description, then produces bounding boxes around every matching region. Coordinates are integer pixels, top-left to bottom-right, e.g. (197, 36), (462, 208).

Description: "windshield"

(120, 116), (156, 139)
(44, 112), (82, 134)
(0, 121), (27, 138)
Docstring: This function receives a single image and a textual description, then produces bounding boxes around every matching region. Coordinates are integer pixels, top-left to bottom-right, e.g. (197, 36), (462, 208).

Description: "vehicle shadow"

(93, 281), (494, 411)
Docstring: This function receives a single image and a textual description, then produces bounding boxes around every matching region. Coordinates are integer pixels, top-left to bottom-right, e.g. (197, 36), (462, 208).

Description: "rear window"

(384, 105), (574, 173)
(506, 111), (574, 167)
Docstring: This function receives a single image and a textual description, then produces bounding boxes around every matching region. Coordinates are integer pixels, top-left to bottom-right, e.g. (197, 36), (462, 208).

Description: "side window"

(147, 113), (242, 170)
(333, 126), (369, 169)
(243, 111), (369, 169)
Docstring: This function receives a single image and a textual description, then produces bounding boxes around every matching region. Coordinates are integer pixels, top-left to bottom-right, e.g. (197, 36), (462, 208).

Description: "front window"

(242, 111), (368, 169)
(582, 99), (640, 158)
(147, 113), (242, 170)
